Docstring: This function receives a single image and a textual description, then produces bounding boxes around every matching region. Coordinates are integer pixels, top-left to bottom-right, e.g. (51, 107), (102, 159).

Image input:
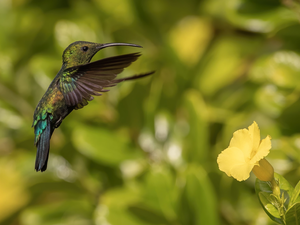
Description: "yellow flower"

(217, 121), (273, 181)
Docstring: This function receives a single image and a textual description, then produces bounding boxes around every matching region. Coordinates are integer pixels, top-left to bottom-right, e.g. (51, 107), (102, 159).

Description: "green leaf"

(103, 206), (154, 225)
(101, 185), (142, 208)
(257, 191), (283, 224)
(98, 170), (175, 225)
(141, 167), (178, 221)
(179, 164), (219, 225)
(290, 181), (300, 207)
(250, 51), (300, 89)
(72, 125), (141, 165)
(286, 203), (300, 225)
(128, 205), (171, 225)
(202, 0), (298, 33)
(183, 90), (209, 163)
(276, 173), (294, 199)
(195, 35), (262, 96)
(20, 199), (93, 225)
(255, 173), (294, 224)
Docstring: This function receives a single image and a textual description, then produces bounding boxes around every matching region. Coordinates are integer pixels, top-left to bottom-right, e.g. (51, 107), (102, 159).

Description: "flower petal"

(229, 128), (252, 157)
(230, 163), (254, 181)
(251, 135), (272, 164)
(248, 121), (260, 151)
(217, 147), (253, 181)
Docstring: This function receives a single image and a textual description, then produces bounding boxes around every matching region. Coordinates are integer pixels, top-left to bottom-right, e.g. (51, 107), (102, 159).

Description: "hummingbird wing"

(59, 52), (144, 109)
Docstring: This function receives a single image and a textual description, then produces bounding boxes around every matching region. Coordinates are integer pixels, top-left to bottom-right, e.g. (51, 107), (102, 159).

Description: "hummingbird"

(32, 41), (154, 172)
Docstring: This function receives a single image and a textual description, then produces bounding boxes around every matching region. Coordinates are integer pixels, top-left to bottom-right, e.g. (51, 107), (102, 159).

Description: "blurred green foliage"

(1, 0), (300, 224)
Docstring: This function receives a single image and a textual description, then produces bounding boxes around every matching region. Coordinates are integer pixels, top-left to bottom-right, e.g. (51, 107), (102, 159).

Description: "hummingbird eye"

(81, 46), (89, 52)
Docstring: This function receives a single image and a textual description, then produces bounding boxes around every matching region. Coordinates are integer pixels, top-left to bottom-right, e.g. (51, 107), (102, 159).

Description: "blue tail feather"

(35, 117), (51, 172)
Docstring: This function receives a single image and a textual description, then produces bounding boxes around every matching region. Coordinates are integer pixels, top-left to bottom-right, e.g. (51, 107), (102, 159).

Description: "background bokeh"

(1, 0), (300, 224)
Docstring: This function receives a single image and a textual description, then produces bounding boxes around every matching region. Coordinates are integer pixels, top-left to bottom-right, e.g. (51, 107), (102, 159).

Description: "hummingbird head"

(62, 41), (142, 67)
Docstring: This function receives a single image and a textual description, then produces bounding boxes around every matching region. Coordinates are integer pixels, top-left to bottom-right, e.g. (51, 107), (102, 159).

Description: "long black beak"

(96, 43), (142, 50)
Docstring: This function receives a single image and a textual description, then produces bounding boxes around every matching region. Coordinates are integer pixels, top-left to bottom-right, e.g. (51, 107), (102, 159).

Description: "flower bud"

(252, 158), (274, 182)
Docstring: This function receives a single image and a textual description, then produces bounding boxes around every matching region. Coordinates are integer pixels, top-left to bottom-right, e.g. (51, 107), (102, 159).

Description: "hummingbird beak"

(96, 43), (142, 50)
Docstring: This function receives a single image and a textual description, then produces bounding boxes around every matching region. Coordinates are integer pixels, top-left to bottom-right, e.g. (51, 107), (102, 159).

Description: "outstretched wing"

(59, 52), (143, 109)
